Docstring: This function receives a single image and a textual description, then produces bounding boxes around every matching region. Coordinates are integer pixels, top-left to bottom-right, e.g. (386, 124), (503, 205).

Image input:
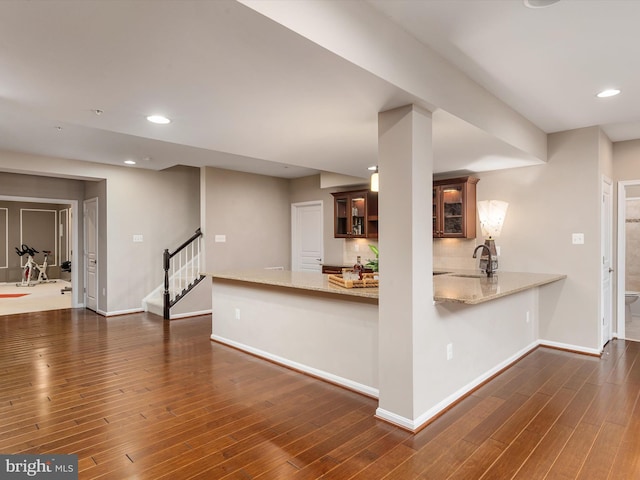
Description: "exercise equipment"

(60, 260), (72, 294)
(15, 244), (55, 287)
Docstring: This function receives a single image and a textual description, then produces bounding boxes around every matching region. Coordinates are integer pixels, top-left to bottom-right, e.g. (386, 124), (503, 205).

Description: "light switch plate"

(133, 234), (143, 243)
(572, 233), (584, 245)
(215, 234), (226, 243)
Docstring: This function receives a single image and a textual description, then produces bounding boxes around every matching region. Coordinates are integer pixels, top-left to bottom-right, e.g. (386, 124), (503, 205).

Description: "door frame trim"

(291, 200), (324, 272)
(601, 175), (613, 348)
(0, 195), (80, 308)
(83, 197), (98, 311)
(616, 179), (640, 340)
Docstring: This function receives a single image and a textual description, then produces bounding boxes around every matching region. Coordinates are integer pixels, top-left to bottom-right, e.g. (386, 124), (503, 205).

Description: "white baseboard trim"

(102, 307), (144, 317)
(538, 339), (601, 356)
(171, 309), (212, 319)
(377, 341), (539, 432)
(374, 408), (416, 431)
(211, 334), (379, 399)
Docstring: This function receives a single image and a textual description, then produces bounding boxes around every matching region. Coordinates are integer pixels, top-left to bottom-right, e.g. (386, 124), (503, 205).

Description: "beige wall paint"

(0, 169), (86, 306)
(468, 127), (603, 350)
(289, 174), (378, 267)
(105, 166), (200, 314)
(612, 139), (640, 181)
(0, 200), (71, 282)
(0, 151), (201, 314)
(289, 174), (343, 265)
(203, 167), (291, 273)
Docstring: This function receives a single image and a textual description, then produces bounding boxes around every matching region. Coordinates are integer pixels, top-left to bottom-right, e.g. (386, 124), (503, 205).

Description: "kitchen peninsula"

(208, 269), (565, 398)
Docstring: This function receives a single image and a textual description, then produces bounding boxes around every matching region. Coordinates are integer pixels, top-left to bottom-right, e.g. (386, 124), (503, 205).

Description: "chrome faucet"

(473, 244), (494, 277)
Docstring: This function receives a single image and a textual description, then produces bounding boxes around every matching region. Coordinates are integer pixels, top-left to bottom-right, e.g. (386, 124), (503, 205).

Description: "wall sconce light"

(477, 200), (509, 272)
(369, 166), (379, 192)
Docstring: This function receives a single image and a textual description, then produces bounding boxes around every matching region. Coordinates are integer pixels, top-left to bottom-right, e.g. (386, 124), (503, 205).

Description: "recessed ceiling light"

(146, 114), (171, 124)
(124, 160), (136, 165)
(93, 109), (103, 116)
(596, 89), (621, 98)
(524, 0), (561, 8)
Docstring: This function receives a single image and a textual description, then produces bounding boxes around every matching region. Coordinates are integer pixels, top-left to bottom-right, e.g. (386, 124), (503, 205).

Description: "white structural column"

(376, 105), (434, 429)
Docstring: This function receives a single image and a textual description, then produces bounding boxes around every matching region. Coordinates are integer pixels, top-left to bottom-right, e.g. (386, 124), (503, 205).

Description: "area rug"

(0, 293), (30, 298)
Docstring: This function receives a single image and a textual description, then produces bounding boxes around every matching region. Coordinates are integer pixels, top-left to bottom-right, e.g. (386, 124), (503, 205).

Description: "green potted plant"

(365, 244), (378, 273)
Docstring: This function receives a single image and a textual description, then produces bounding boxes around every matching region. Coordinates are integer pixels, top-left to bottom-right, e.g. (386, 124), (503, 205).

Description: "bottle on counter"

(353, 256), (364, 280)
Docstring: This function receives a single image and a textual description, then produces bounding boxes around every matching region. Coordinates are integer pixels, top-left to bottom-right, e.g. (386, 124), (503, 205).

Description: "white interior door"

(292, 201), (323, 272)
(601, 177), (613, 347)
(84, 198), (98, 311)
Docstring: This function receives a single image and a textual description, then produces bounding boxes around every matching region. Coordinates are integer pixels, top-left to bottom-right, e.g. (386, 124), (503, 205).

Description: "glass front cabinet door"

(332, 190), (378, 238)
(433, 176), (479, 238)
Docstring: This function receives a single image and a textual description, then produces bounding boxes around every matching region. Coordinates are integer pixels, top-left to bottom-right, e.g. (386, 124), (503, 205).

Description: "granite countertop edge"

(206, 269), (567, 304)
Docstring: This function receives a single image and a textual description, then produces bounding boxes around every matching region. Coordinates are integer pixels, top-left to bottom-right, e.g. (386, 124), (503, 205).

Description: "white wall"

(203, 167), (291, 273)
(0, 150), (201, 314)
(211, 279), (379, 396)
(105, 166), (200, 314)
(473, 127), (604, 350)
(389, 126), (608, 429)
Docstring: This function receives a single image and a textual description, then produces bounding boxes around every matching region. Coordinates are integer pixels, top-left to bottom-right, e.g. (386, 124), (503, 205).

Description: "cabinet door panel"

(350, 196), (366, 236)
(433, 177), (478, 239)
(335, 197), (348, 236)
(442, 185), (464, 236)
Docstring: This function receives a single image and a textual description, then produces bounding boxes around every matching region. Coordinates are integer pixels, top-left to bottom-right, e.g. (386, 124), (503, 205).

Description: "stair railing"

(163, 228), (204, 319)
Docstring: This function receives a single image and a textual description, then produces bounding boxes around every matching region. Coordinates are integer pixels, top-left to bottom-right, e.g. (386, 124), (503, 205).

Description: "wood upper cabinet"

(433, 176), (479, 238)
(331, 189), (378, 238)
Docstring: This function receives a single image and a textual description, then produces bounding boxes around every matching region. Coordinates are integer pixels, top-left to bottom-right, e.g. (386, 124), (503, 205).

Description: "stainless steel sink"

(450, 273), (486, 279)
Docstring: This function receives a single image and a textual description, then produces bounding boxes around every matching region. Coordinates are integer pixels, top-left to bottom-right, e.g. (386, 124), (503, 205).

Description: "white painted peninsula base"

(210, 277), (379, 397)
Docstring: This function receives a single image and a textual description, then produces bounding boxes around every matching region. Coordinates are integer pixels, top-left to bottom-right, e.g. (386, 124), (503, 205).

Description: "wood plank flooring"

(1, 309), (639, 479)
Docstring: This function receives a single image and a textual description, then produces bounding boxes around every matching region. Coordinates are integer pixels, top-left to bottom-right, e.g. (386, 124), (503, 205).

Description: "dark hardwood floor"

(1, 309), (639, 479)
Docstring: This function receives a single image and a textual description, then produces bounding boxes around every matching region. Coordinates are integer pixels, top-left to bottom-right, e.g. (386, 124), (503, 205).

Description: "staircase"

(143, 228), (205, 319)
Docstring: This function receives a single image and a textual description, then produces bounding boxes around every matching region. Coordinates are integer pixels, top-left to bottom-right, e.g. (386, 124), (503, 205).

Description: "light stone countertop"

(207, 269), (566, 305)
(433, 270), (566, 305)
(208, 269), (379, 300)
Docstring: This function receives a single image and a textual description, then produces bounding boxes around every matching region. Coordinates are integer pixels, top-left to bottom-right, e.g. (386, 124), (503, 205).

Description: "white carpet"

(0, 280), (72, 315)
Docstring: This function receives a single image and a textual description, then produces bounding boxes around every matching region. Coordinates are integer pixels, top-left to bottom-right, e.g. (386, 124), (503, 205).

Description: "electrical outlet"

(133, 234), (143, 243)
(572, 233), (584, 244)
(235, 308), (240, 320)
(446, 343), (453, 360)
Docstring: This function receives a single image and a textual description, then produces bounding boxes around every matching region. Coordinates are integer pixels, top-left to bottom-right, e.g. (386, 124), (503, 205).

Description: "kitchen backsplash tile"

(434, 238), (479, 270)
(344, 238), (378, 266)
(342, 237), (487, 271)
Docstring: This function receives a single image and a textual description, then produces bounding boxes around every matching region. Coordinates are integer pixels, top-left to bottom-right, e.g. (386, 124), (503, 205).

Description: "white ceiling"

(369, 0), (640, 142)
(0, 0), (636, 180)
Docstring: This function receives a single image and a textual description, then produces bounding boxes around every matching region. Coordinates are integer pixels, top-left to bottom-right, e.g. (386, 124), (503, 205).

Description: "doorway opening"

(0, 195), (84, 313)
(617, 180), (640, 341)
